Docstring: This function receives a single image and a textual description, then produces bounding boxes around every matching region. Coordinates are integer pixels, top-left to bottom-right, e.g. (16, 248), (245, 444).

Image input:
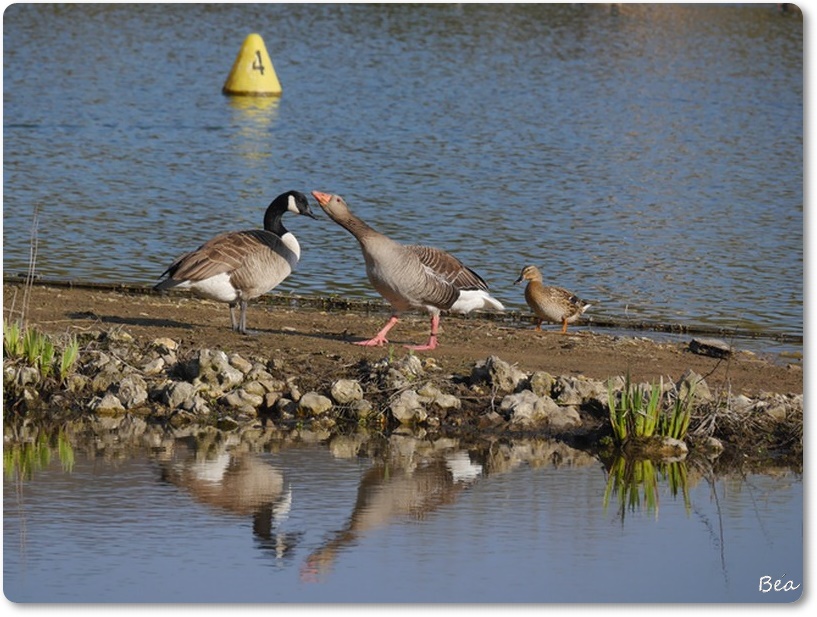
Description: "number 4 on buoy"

(222, 33), (282, 96)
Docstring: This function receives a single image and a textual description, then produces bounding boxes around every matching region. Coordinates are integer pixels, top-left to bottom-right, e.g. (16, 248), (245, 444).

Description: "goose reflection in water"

(160, 447), (298, 561)
(301, 450), (483, 582)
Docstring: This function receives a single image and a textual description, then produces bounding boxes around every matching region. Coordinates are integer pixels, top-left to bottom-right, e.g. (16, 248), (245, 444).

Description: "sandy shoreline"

(3, 281), (803, 397)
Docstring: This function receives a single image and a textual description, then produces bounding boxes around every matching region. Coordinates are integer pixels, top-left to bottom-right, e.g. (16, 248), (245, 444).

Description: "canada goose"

(154, 191), (317, 334)
(311, 191), (504, 351)
(514, 265), (591, 334)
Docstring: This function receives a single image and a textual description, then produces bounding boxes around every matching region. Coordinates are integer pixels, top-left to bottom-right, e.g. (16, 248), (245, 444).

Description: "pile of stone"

(4, 328), (803, 458)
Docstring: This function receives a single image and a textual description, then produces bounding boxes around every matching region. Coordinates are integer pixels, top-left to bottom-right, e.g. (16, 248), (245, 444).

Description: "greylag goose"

(154, 190), (317, 334)
(514, 265), (591, 334)
(312, 191), (504, 351)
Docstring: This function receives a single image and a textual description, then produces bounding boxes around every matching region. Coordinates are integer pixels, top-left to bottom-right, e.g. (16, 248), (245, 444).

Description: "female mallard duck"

(514, 265), (591, 334)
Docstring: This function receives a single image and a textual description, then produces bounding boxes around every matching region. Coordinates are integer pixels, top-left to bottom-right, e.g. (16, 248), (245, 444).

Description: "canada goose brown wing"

(164, 230), (291, 282)
(406, 245), (490, 292)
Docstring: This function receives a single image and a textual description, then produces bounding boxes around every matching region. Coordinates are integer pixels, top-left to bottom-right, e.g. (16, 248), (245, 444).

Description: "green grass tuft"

(608, 372), (695, 445)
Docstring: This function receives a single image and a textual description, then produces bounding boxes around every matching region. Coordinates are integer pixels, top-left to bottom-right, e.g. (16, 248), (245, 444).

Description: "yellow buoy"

(222, 33), (282, 97)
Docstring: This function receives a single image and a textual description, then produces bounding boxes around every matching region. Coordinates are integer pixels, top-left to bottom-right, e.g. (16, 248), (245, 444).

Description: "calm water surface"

(1, 5), (805, 604)
(2, 430), (803, 603)
(2, 4), (803, 342)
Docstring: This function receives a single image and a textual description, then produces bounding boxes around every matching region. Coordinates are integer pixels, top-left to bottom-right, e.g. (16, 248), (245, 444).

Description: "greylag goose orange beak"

(311, 191), (332, 206)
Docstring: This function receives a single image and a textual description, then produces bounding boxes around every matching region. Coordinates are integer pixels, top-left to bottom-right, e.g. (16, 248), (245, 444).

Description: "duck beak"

(311, 191), (332, 207)
(514, 276), (523, 284)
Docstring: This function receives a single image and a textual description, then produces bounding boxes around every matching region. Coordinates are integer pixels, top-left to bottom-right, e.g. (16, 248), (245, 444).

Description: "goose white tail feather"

(450, 290), (505, 314)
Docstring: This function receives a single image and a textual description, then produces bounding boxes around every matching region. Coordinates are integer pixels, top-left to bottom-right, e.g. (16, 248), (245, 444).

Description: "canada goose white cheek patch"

(287, 194), (300, 214)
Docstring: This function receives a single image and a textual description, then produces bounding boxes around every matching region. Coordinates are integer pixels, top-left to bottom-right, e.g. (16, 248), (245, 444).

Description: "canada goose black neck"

(264, 191), (315, 236)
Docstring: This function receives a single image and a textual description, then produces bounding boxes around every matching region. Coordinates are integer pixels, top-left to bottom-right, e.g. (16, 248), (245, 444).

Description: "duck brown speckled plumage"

(514, 265), (591, 334)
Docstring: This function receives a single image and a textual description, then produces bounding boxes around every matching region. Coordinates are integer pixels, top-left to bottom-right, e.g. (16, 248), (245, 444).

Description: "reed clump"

(3, 318), (81, 413)
(607, 373), (695, 446)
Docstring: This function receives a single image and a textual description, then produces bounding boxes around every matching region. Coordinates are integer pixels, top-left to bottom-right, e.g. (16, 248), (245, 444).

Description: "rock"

(221, 389), (264, 412)
(528, 371), (555, 398)
(114, 374), (148, 409)
(286, 377), (302, 402)
(246, 367), (279, 392)
(394, 354), (425, 378)
(430, 392), (461, 411)
(763, 403), (788, 422)
(416, 383), (442, 404)
(389, 390), (427, 424)
(262, 392), (281, 411)
(163, 381), (198, 409)
(242, 380), (269, 397)
(385, 368), (411, 390)
(677, 369), (712, 403)
(730, 394), (754, 413)
(228, 354), (253, 375)
(183, 395), (211, 415)
(151, 337), (178, 353)
(416, 383), (462, 410)
(478, 411), (506, 429)
(330, 379), (364, 404)
(350, 399), (375, 420)
(90, 393), (125, 416)
(142, 357), (165, 375)
(298, 392), (333, 416)
(91, 365), (125, 394)
(549, 405), (582, 431)
(65, 373), (90, 393)
(553, 376), (607, 409)
(689, 337), (732, 359)
(696, 436), (724, 458)
(196, 349), (244, 392)
(501, 390), (582, 430)
(470, 356), (527, 393)
(17, 366), (40, 387)
(107, 329), (134, 344)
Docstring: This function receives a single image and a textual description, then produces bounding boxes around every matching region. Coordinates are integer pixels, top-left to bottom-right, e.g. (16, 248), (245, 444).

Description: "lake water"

(1, 4), (805, 605)
(2, 3), (803, 347)
(2, 427), (804, 604)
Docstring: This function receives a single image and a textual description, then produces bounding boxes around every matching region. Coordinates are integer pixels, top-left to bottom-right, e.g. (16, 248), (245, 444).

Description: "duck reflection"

(160, 443), (298, 561)
(301, 449), (482, 581)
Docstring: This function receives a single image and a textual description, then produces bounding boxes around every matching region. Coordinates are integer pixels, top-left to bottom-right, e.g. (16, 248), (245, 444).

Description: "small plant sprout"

(3, 319), (23, 358)
(59, 335), (80, 382)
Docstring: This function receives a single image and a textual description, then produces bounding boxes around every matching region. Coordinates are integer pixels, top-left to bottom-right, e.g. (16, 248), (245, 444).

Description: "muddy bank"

(2, 283), (803, 465)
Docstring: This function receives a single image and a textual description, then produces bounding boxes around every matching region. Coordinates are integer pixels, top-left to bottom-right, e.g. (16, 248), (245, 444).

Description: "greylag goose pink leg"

(405, 314), (440, 351)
